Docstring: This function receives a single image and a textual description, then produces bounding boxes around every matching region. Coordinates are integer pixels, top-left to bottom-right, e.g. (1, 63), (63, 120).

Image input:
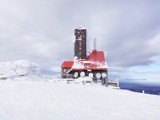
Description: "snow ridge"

(0, 60), (40, 80)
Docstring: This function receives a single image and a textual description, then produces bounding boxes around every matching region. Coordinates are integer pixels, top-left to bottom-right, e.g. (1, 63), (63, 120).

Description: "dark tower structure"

(74, 27), (87, 59)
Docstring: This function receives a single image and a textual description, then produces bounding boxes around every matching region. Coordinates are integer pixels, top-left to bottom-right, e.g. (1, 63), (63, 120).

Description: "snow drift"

(0, 60), (40, 80)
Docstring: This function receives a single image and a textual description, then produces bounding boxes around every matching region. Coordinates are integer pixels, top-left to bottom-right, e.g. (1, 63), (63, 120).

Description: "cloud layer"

(0, 0), (160, 78)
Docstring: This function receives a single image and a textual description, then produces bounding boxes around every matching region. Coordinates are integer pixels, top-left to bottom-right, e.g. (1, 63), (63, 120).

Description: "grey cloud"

(0, 0), (160, 78)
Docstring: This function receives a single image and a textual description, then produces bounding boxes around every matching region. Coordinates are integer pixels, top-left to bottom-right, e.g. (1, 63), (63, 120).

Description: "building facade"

(74, 27), (87, 59)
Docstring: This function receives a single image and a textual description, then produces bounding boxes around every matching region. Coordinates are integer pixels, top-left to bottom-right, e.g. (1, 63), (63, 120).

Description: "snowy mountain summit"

(0, 60), (40, 80)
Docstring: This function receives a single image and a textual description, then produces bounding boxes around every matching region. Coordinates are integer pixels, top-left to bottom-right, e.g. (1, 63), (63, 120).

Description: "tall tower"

(74, 27), (87, 59)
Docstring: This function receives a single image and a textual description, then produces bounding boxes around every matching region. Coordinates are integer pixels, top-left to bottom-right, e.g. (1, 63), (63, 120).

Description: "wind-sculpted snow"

(0, 60), (40, 80)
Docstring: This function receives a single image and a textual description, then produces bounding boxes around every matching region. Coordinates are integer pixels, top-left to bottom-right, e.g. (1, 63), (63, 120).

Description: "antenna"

(93, 38), (97, 50)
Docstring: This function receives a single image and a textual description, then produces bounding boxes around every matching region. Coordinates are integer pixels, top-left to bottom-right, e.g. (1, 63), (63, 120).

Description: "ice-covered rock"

(0, 60), (40, 80)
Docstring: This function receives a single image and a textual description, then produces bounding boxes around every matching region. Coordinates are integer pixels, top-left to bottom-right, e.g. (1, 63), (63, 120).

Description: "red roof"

(61, 50), (108, 70)
(72, 50), (108, 70)
(87, 50), (105, 63)
(61, 61), (73, 68)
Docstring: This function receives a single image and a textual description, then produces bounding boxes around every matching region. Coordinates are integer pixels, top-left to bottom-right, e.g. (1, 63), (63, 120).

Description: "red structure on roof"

(61, 50), (108, 71)
(61, 61), (73, 68)
(71, 50), (108, 71)
(88, 50), (106, 63)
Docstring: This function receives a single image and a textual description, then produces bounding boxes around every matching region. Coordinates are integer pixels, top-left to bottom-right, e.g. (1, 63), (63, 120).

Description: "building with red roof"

(61, 27), (108, 83)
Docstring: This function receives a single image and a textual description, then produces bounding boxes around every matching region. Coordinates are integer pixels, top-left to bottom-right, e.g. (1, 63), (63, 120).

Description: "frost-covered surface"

(76, 26), (87, 30)
(0, 60), (40, 80)
(72, 60), (84, 69)
(0, 78), (160, 120)
(73, 76), (92, 84)
(72, 60), (108, 69)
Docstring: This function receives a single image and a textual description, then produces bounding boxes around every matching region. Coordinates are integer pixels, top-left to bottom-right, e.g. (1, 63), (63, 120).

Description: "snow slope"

(0, 79), (159, 120)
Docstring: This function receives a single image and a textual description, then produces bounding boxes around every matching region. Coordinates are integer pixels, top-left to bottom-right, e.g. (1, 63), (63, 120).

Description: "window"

(64, 69), (66, 72)
(84, 63), (91, 67)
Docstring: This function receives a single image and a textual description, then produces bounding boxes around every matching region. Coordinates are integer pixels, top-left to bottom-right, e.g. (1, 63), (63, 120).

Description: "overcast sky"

(0, 0), (160, 79)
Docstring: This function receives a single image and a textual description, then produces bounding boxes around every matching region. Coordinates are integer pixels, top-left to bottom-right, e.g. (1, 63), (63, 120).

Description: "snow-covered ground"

(0, 60), (159, 120)
(0, 78), (160, 120)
